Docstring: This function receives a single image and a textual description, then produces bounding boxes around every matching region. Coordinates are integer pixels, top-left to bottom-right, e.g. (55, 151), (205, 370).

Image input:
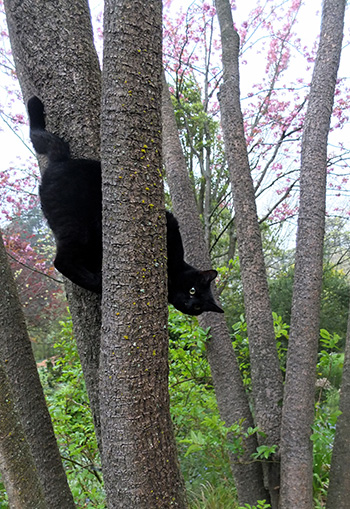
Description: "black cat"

(27, 96), (223, 316)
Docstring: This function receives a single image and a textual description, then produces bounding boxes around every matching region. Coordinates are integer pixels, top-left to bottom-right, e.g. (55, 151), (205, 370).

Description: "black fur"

(28, 96), (223, 316)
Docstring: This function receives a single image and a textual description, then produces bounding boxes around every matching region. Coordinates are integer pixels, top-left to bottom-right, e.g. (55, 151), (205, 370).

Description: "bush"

(39, 316), (105, 508)
(4, 309), (342, 508)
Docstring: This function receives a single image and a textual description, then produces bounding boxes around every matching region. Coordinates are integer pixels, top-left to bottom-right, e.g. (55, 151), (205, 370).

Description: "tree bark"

(327, 304), (350, 508)
(214, 1), (283, 505)
(4, 0), (103, 449)
(279, 1), (346, 507)
(162, 73), (268, 505)
(0, 231), (75, 508)
(99, 1), (186, 507)
(0, 360), (47, 509)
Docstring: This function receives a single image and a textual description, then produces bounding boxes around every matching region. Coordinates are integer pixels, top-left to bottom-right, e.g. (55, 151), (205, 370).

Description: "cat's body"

(28, 96), (223, 315)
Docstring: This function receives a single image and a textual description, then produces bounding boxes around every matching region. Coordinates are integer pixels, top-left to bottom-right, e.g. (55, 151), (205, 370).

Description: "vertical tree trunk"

(327, 304), (350, 508)
(99, 2), (186, 507)
(279, 1), (346, 507)
(162, 73), (268, 505)
(0, 360), (47, 509)
(214, 1), (283, 505)
(0, 231), (75, 508)
(4, 0), (103, 448)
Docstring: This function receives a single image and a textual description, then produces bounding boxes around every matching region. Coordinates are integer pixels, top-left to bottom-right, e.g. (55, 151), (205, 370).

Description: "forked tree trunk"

(162, 73), (268, 505)
(4, 0), (103, 449)
(99, 2), (186, 506)
(214, 0), (283, 505)
(279, 1), (346, 507)
(0, 231), (74, 508)
(0, 359), (46, 509)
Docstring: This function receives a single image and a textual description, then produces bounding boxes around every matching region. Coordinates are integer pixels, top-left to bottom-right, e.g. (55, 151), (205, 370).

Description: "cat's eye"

(189, 287), (196, 296)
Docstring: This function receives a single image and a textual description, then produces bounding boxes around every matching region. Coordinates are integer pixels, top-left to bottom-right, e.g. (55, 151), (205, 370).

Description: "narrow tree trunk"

(214, 1), (283, 505)
(4, 0), (103, 448)
(279, 1), (346, 507)
(327, 304), (350, 508)
(0, 231), (75, 508)
(162, 73), (268, 505)
(99, 2), (186, 507)
(0, 360), (47, 509)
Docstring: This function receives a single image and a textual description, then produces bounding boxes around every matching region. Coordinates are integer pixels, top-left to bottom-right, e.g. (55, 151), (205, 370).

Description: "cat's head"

(169, 269), (224, 316)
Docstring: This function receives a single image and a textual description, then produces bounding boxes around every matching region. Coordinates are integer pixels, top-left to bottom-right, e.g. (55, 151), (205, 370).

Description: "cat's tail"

(27, 96), (70, 162)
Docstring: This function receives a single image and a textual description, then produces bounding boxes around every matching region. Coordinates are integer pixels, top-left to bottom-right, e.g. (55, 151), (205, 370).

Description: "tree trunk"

(99, 1), (186, 507)
(4, 0), (103, 448)
(279, 1), (346, 507)
(0, 360), (46, 509)
(162, 73), (268, 505)
(0, 231), (75, 508)
(214, 1), (283, 505)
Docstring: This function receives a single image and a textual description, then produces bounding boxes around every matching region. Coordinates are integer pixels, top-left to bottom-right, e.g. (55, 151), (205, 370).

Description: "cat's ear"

(206, 300), (224, 313)
(200, 270), (218, 284)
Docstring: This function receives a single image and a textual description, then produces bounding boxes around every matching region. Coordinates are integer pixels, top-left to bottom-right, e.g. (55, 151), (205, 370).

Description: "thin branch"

(255, 168), (299, 199)
(210, 216), (235, 254)
(254, 126), (302, 195)
(0, 111), (34, 156)
(60, 455), (103, 484)
(6, 251), (63, 284)
(258, 181), (298, 224)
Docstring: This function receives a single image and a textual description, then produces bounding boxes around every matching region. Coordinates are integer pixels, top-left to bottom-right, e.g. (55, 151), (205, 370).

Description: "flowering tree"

(163, 0), (350, 250)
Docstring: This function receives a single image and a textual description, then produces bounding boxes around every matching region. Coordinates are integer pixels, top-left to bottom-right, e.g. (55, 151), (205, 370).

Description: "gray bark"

(279, 1), (346, 507)
(162, 73), (268, 505)
(214, 0), (283, 505)
(0, 230), (74, 508)
(327, 303), (350, 508)
(4, 0), (103, 449)
(99, 1), (186, 507)
(0, 360), (47, 509)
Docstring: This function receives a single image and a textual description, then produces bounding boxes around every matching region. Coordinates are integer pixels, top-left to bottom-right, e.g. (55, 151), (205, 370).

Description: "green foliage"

(320, 268), (350, 348)
(318, 330), (344, 389)
(231, 312), (289, 387)
(2, 307), (342, 508)
(251, 444), (278, 461)
(0, 479), (8, 507)
(269, 265), (350, 348)
(188, 481), (238, 509)
(39, 315), (105, 508)
(312, 329), (343, 507)
(173, 77), (219, 156)
(231, 316), (251, 388)
(216, 258), (245, 330)
(170, 76), (234, 266)
(238, 501), (271, 509)
(168, 307), (236, 491)
(231, 312), (344, 506)
(273, 313), (289, 374)
(311, 405), (341, 508)
(168, 308), (279, 506)
(323, 217), (350, 274)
